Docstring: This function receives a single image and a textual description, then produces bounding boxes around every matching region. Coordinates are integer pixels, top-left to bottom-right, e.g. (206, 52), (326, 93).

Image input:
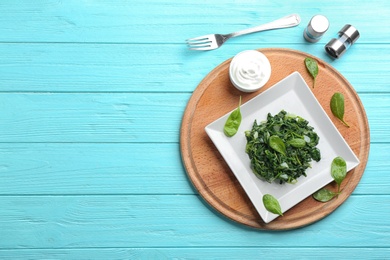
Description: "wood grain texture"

(0, 143), (191, 195)
(0, 43), (389, 92)
(1, 248), (390, 260)
(0, 0), (388, 43)
(0, 93), (189, 142)
(0, 195), (389, 248)
(0, 93), (388, 143)
(0, 143), (386, 195)
(0, 0), (389, 257)
(181, 48), (370, 229)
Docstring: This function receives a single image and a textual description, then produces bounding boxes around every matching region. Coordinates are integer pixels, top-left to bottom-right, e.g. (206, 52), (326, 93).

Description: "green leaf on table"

(224, 96), (242, 137)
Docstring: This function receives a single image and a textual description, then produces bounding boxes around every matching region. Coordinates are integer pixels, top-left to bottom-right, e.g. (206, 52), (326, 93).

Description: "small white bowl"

(229, 50), (271, 92)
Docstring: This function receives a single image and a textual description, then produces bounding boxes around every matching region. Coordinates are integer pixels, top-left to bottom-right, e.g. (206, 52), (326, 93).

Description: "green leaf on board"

(312, 188), (339, 202)
(330, 92), (350, 127)
(223, 96), (242, 137)
(312, 156), (347, 203)
(331, 156), (347, 192)
(263, 194), (283, 216)
(304, 57), (318, 88)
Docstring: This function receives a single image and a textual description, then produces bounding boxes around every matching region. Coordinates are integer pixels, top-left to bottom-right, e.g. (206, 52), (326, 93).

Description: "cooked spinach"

(245, 110), (321, 184)
(288, 138), (306, 148)
(304, 57), (319, 88)
(269, 135), (286, 156)
(224, 96), (242, 137)
(263, 194), (283, 216)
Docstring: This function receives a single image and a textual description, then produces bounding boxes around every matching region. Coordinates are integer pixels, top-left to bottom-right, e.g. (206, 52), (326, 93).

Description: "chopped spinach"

(269, 135), (286, 156)
(245, 110), (321, 184)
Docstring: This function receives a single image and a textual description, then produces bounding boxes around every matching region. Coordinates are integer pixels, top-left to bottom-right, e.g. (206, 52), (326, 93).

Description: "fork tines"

(186, 35), (213, 51)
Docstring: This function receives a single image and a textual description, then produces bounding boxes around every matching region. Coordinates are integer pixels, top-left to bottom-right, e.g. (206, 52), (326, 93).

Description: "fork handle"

(229, 14), (301, 38)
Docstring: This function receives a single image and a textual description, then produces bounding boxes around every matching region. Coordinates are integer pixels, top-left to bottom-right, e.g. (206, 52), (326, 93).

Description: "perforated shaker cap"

(304, 15), (329, 42)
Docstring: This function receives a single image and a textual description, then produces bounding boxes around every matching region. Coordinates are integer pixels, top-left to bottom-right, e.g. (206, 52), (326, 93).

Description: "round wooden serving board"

(180, 48), (370, 230)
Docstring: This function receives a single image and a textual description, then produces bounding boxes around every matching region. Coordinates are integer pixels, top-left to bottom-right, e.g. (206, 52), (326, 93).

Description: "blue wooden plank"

(0, 93), (189, 143)
(0, 0), (388, 256)
(0, 195), (389, 248)
(0, 43), (387, 93)
(0, 248), (389, 259)
(0, 143), (386, 195)
(0, 0), (388, 44)
(0, 143), (191, 195)
(0, 93), (386, 142)
(353, 144), (390, 194)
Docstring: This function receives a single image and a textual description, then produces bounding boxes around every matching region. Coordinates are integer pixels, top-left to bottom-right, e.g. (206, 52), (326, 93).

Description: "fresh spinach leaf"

(224, 96), (242, 137)
(263, 194), (283, 216)
(330, 92), (350, 127)
(313, 188), (339, 202)
(304, 57), (318, 88)
(312, 156), (347, 202)
(331, 156), (347, 192)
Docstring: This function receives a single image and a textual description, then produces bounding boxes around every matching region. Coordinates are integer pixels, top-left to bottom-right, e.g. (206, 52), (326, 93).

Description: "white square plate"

(205, 71), (360, 223)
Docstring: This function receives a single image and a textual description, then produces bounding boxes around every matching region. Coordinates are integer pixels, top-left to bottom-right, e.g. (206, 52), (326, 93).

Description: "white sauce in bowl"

(229, 50), (271, 92)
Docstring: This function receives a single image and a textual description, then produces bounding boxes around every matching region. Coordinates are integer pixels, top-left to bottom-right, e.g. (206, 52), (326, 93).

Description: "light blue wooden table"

(0, 0), (389, 259)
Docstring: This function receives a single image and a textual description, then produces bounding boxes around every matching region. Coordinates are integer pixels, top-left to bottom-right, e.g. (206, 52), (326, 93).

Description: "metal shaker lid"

(339, 24), (360, 44)
(304, 15), (329, 42)
(325, 38), (347, 58)
(325, 24), (360, 58)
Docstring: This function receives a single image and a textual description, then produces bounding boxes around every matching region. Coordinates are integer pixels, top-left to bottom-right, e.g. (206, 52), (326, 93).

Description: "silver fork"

(186, 14), (301, 51)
